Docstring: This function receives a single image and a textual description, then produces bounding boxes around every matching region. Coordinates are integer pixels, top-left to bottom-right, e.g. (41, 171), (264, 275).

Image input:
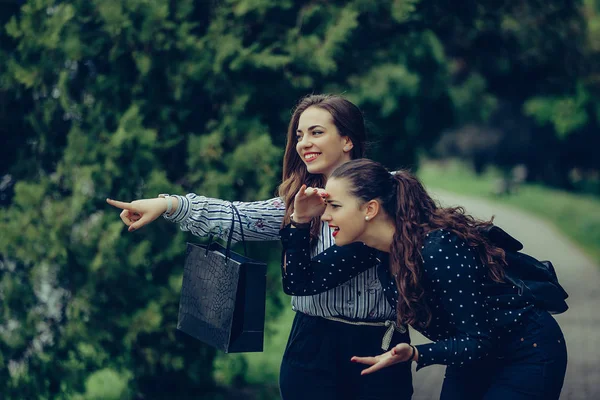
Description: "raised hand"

(106, 197), (172, 232)
(293, 184), (328, 223)
(350, 343), (417, 375)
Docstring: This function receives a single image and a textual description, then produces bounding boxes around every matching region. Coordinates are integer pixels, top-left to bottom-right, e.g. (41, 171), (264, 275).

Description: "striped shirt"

(164, 193), (396, 321)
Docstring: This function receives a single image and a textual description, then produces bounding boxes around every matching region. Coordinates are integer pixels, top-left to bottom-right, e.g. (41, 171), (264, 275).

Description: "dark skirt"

(279, 311), (414, 400)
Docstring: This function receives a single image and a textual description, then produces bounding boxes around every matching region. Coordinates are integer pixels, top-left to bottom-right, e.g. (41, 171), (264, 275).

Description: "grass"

(418, 160), (600, 265)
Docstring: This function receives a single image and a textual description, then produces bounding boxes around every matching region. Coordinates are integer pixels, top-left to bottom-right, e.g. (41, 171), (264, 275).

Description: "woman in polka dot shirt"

(281, 159), (567, 400)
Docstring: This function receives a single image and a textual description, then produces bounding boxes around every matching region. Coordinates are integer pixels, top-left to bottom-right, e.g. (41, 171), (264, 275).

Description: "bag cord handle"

(204, 203), (248, 260)
(224, 203), (247, 261)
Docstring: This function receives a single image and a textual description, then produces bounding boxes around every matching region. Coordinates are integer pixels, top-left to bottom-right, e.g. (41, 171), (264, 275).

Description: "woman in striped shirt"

(106, 95), (413, 400)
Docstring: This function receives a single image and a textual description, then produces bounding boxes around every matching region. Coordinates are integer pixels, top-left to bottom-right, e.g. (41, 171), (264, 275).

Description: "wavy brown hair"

(278, 94), (367, 242)
(330, 159), (506, 329)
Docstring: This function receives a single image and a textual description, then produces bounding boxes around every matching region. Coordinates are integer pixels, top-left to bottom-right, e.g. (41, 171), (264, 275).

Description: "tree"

(1, 1), (595, 399)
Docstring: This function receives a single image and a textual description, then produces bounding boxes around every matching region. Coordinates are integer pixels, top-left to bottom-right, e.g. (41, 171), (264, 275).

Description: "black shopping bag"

(177, 205), (267, 352)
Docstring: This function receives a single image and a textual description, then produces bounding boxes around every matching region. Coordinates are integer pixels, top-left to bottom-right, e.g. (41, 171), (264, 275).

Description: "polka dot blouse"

(280, 227), (379, 295)
(281, 226), (533, 371)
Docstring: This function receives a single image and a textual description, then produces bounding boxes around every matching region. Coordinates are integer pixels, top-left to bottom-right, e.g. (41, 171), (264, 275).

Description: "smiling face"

(295, 106), (353, 177)
(321, 177), (367, 246)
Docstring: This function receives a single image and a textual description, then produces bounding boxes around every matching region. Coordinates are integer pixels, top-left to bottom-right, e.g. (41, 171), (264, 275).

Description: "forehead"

(297, 106), (334, 130)
(325, 177), (351, 200)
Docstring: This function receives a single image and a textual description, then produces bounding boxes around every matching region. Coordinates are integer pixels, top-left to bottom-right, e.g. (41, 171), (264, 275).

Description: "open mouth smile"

(304, 152), (321, 163)
(329, 225), (340, 237)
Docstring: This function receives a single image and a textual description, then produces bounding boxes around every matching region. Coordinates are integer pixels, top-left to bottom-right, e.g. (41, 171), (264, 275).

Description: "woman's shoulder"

(422, 228), (468, 255)
(423, 228), (461, 242)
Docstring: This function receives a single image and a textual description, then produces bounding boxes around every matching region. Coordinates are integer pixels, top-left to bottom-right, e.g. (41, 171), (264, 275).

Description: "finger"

(119, 210), (133, 226)
(350, 356), (377, 366)
(107, 198), (137, 211)
(360, 362), (387, 376)
(296, 184), (308, 199)
(130, 211), (141, 221)
(316, 188), (329, 198)
(128, 213), (153, 232)
(303, 188), (326, 207)
(303, 187), (319, 197)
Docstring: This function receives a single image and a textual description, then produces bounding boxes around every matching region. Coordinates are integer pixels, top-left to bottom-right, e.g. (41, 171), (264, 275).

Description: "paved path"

(409, 189), (600, 400)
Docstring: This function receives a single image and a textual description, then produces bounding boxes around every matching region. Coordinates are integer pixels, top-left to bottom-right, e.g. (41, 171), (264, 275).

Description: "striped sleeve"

(163, 194), (286, 242)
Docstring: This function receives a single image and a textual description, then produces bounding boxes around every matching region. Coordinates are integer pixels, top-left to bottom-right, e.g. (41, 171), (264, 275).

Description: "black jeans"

(440, 309), (567, 400)
(279, 312), (413, 400)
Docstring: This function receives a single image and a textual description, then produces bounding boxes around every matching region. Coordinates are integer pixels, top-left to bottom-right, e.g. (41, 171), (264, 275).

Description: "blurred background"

(1, 0), (599, 399)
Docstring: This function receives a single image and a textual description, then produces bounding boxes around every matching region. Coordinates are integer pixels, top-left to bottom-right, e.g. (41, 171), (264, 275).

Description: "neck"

(360, 218), (396, 253)
(323, 155), (352, 179)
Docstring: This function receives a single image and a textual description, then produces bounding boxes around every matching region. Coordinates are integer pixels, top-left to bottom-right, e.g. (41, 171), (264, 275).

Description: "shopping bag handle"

(226, 204), (247, 259)
(205, 203), (248, 261)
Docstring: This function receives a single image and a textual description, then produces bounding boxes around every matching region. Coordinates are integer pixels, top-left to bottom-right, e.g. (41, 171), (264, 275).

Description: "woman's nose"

(321, 213), (331, 222)
(298, 135), (312, 148)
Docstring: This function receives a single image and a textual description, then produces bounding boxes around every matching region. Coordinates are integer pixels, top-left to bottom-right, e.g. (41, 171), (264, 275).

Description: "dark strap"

(478, 225), (523, 252)
(225, 203), (247, 260)
(205, 203), (248, 260)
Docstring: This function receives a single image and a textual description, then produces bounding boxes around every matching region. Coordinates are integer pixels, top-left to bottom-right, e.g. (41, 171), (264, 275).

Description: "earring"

(365, 216), (370, 221)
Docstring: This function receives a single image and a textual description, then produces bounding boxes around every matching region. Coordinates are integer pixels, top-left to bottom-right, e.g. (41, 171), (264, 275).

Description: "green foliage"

(81, 368), (132, 400)
(524, 85), (590, 138)
(449, 73), (498, 125)
(0, 0), (598, 399)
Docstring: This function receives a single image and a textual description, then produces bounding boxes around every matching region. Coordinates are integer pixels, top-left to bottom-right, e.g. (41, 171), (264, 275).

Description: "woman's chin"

(333, 235), (346, 246)
(305, 161), (326, 175)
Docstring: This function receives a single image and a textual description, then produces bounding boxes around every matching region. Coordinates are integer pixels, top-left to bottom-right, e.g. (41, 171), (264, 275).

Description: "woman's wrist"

(158, 194), (179, 216)
(291, 212), (312, 225)
(410, 345), (419, 362)
(290, 213), (312, 228)
(168, 197), (179, 216)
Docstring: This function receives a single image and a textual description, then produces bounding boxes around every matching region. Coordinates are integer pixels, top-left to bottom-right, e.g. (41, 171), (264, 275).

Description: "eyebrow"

(325, 199), (340, 204)
(297, 124), (326, 133)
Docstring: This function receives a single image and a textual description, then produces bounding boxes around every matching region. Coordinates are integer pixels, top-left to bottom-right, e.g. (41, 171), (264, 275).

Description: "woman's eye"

(296, 135), (303, 141)
(312, 131), (323, 135)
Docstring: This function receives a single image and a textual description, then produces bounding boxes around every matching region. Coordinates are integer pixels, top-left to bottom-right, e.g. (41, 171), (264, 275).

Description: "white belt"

(323, 316), (407, 351)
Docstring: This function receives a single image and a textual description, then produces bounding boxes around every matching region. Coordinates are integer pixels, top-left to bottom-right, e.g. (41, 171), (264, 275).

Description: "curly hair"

(331, 159), (506, 329)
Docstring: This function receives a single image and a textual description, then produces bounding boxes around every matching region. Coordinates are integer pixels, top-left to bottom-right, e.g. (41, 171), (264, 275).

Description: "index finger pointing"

(106, 198), (136, 211)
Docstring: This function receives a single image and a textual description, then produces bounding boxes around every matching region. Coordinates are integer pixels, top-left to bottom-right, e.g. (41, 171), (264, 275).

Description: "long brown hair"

(278, 94), (367, 241)
(330, 159), (506, 329)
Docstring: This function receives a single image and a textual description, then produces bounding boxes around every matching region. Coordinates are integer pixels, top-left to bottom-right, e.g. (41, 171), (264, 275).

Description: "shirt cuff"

(162, 194), (190, 223)
(280, 225), (311, 250)
(414, 343), (436, 371)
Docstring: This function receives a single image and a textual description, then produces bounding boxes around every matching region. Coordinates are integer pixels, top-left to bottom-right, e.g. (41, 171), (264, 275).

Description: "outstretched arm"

(107, 194), (286, 242)
(280, 225), (379, 295)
